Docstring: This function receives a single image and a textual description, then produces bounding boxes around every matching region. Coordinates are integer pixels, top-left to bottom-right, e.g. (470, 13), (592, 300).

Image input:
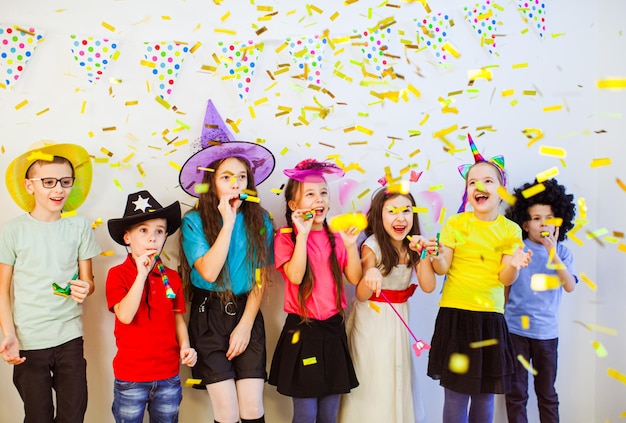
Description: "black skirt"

(269, 313), (359, 398)
(427, 307), (516, 395)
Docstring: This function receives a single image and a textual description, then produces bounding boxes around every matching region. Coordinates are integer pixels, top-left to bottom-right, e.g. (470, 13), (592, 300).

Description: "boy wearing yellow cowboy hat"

(0, 142), (101, 422)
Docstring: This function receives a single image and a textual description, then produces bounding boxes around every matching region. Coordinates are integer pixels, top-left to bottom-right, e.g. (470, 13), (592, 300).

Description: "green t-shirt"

(0, 213), (101, 350)
(439, 212), (522, 313)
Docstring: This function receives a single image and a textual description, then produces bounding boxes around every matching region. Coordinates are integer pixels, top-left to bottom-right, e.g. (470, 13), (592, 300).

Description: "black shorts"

(188, 288), (267, 386)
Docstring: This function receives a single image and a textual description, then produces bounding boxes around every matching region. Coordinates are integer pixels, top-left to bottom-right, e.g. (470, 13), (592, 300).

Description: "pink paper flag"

(0, 25), (44, 89)
(70, 36), (119, 84)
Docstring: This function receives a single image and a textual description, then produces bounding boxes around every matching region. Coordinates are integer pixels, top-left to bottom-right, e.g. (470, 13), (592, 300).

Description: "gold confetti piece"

(100, 148), (113, 157)
(214, 28), (236, 35)
(14, 99), (28, 110)
(279, 227), (293, 234)
(102, 126), (117, 131)
(449, 353), (469, 374)
(521, 183), (546, 199)
(100, 250), (115, 256)
(438, 207), (446, 225)
(616, 178), (626, 192)
(140, 59), (156, 68)
(521, 315), (530, 330)
(60, 210), (77, 218)
(590, 158), (611, 168)
(291, 329), (300, 344)
(597, 79), (626, 89)
(512, 62), (528, 69)
(592, 340), (608, 358)
(517, 354), (538, 375)
(538, 145), (566, 158)
(155, 96), (171, 109)
(469, 339), (498, 349)
(184, 378), (202, 387)
(113, 179), (123, 191)
(586, 324), (618, 336)
(530, 274), (561, 291)
(190, 42), (201, 53)
(125, 100), (138, 106)
(102, 21), (116, 32)
(497, 186), (517, 205)
(579, 273), (597, 291)
(302, 357), (317, 366)
(468, 68), (492, 81)
(442, 42), (460, 58)
(369, 301), (381, 313)
(586, 228), (608, 239)
(536, 167), (559, 182)
(608, 368), (626, 384)
(168, 161), (181, 171)
(36, 107), (50, 116)
(501, 89), (514, 97)
(122, 153), (134, 163)
(542, 104), (563, 112)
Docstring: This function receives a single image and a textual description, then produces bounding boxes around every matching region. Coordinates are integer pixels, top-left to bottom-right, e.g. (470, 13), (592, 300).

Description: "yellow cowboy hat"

(5, 142), (93, 212)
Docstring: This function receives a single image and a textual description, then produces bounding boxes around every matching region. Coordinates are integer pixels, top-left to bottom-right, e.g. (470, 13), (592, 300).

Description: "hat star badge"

(132, 194), (152, 213)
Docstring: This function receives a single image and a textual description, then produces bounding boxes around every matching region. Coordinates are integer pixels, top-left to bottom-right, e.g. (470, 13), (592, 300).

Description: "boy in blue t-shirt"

(0, 142), (101, 422)
(504, 178), (577, 423)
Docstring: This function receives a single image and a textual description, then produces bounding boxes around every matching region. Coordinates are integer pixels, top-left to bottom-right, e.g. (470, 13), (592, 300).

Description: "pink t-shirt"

(274, 228), (348, 320)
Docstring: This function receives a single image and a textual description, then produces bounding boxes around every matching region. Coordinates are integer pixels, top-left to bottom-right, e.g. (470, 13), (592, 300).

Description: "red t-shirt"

(106, 254), (186, 381)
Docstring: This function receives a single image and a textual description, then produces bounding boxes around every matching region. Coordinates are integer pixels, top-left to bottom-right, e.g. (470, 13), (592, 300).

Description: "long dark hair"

(283, 178), (344, 319)
(365, 189), (421, 276)
(179, 156), (270, 303)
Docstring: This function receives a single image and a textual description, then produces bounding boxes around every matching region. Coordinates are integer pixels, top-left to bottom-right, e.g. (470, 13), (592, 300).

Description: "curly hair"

(504, 178), (576, 241)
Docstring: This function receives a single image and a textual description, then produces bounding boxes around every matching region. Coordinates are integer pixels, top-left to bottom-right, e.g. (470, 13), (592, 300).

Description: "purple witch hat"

(179, 99), (275, 197)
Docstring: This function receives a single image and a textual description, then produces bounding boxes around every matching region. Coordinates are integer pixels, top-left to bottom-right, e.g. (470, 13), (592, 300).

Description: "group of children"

(0, 117), (578, 423)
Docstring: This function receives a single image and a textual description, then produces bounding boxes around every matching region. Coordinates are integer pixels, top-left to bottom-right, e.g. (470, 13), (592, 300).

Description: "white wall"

(0, 1), (623, 422)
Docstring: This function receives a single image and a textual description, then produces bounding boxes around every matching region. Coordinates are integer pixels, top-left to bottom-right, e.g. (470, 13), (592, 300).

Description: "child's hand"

(409, 235), (442, 258)
(362, 267), (383, 297)
(510, 247), (533, 270)
(0, 335), (26, 365)
(540, 227), (559, 252)
(227, 321), (252, 361)
(135, 252), (157, 279)
(218, 194), (239, 228)
(291, 209), (314, 235)
(70, 278), (91, 304)
(338, 226), (360, 247)
(181, 347), (197, 367)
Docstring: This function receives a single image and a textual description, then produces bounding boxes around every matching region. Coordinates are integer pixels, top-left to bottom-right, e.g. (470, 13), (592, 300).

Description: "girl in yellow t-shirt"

(427, 134), (532, 423)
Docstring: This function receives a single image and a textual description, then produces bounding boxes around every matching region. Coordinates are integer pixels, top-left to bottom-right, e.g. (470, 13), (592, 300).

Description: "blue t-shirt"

(181, 210), (274, 295)
(505, 238), (577, 340)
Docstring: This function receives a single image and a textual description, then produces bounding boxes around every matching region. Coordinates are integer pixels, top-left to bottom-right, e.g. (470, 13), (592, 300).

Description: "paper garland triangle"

(287, 35), (326, 86)
(217, 40), (263, 102)
(517, 0), (546, 39)
(143, 41), (190, 99)
(417, 12), (453, 64)
(0, 25), (44, 90)
(464, 0), (499, 55)
(70, 35), (119, 84)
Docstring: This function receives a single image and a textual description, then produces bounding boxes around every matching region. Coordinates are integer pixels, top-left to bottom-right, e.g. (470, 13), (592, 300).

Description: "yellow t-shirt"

(439, 212), (522, 313)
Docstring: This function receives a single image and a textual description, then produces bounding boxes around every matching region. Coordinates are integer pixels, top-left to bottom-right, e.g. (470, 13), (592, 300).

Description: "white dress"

(338, 235), (417, 423)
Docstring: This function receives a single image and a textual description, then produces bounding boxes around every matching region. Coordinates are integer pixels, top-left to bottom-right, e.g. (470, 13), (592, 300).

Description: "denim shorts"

(112, 375), (182, 423)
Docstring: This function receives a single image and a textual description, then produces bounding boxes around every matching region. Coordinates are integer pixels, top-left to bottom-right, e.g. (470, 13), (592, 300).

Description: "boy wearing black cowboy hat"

(106, 190), (197, 423)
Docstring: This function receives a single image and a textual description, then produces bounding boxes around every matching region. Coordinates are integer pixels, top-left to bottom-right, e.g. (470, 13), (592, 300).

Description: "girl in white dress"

(339, 188), (437, 423)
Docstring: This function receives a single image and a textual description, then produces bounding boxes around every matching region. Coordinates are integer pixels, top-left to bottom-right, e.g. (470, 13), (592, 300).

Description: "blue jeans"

(112, 375), (182, 423)
(505, 334), (559, 423)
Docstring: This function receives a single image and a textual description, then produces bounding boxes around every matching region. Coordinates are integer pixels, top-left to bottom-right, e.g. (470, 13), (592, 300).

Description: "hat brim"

(107, 201), (181, 246)
(179, 141), (275, 197)
(5, 143), (93, 212)
(283, 166), (345, 183)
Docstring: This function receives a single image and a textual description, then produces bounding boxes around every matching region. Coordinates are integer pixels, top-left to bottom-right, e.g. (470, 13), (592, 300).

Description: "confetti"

(536, 167), (559, 182)
(530, 274), (561, 291)
(100, 250), (115, 256)
(521, 183), (546, 198)
(591, 340), (608, 358)
(517, 354), (538, 375)
(590, 158), (611, 168)
(597, 79), (626, 89)
(579, 273), (597, 291)
(291, 330), (300, 344)
(607, 368), (626, 385)
(521, 315), (530, 329)
(449, 353), (469, 374)
(498, 186), (517, 205)
(469, 339), (498, 348)
(369, 301), (381, 313)
(184, 378), (202, 387)
(302, 357), (317, 366)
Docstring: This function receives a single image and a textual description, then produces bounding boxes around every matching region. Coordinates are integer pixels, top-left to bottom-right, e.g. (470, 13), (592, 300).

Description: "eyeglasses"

(29, 177), (75, 189)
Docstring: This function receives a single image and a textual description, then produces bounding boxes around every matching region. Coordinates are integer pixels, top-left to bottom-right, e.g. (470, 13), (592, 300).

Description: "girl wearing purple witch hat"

(427, 134), (532, 423)
(178, 100), (275, 423)
(268, 158), (362, 423)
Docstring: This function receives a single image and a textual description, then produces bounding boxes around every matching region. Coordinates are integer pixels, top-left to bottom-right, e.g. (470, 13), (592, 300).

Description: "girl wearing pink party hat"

(427, 134), (532, 423)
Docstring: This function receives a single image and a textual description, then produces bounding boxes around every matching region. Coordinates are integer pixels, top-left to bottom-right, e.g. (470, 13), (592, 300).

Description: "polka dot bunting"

(70, 35), (119, 84)
(417, 13), (453, 64)
(287, 35), (326, 86)
(143, 41), (189, 99)
(217, 40), (262, 102)
(517, 0), (546, 39)
(464, 0), (499, 55)
(0, 25), (44, 89)
(358, 27), (395, 76)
